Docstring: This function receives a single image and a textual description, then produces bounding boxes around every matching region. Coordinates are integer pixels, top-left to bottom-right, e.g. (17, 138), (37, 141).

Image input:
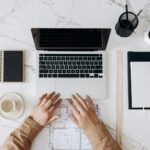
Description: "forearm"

(1, 116), (43, 150)
(85, 121), (121, 150)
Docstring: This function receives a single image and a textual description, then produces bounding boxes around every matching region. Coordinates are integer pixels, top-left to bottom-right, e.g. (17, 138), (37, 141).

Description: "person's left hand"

(30, 92), (62, 126)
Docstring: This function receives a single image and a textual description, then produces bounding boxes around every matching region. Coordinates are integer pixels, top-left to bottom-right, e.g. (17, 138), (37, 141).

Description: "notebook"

(0, 50), (24, 82)
(128, 51), (150, 109)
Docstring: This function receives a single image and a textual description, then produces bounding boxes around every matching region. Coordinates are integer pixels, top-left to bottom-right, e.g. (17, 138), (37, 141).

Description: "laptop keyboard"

(39, 54), (103, 78)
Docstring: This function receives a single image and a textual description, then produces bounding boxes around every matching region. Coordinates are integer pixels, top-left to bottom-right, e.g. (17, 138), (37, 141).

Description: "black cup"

(115, 12), (139, 37)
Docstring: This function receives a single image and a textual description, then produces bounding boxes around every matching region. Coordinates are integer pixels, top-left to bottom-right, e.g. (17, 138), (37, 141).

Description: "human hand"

(67, 94), (99, 131)
(31, 92), (62, 126)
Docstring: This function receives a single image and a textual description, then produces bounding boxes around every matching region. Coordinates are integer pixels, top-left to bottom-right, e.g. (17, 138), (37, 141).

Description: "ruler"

(116, 50), (123, 146)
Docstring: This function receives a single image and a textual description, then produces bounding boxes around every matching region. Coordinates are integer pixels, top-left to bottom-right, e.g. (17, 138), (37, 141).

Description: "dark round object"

(115, 11), (139, 37)
(148, 31), (150, 38)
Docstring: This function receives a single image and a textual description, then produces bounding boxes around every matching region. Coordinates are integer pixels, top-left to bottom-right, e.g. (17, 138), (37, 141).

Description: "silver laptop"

(31, 28), (111, 100)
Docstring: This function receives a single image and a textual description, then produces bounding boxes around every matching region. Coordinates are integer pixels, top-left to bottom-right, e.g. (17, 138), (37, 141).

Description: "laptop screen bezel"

(31, 28), (111, 51)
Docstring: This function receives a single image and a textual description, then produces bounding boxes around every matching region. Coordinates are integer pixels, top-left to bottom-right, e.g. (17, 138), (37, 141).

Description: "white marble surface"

(0, 0), (150, 149)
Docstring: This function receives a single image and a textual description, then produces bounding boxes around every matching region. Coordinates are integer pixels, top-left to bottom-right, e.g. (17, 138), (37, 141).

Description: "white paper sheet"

(131, 62), (150, 108)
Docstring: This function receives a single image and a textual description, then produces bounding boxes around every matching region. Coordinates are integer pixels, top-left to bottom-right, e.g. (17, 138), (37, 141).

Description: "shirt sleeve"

(1, 116), (43, 150)
(84, 121), (122, 150)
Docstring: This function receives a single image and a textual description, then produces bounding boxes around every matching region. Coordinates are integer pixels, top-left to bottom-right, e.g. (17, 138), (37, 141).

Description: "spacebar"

(58, 74), (79, 78)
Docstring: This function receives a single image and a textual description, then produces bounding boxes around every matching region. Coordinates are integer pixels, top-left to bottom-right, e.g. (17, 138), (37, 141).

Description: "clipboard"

(128, 51), (150, 110)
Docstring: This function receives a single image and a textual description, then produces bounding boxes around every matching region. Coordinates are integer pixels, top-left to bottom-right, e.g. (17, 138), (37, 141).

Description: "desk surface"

(0, 0), (150, 149)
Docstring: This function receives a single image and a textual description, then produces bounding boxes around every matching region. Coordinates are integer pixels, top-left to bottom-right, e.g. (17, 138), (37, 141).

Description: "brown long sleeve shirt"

(1, 116), (121, 150)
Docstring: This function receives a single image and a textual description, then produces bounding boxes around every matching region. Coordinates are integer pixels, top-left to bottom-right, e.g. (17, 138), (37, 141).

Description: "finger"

(76, 93), (88, 110)
(53, 98), (61, 105)
(85, 99), (90, 108)
(67, 100), (81, 119)
(44, 98), (53, 109)
(46, 98), (62, 110)
(70, 115), (79, 127)
(87, 95), (95, 111)
(72, 95), (86, 114)
(41, 92), (55, 106)
(48, 99), (62, 113)
(51, 93), (60, 104)
(47, 116), (59, 124)
(37, 93), (47, 105)
(46, 91), (55, 100)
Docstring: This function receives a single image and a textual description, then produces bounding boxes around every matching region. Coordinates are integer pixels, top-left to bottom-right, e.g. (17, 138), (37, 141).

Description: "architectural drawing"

(48, 104), (99, 150)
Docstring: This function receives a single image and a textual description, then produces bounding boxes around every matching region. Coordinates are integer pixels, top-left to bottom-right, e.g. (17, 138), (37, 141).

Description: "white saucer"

(0, 93), (24, 120)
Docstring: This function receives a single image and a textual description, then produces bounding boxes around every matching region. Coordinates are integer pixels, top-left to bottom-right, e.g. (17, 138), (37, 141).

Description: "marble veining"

(0, 0), (150, 149)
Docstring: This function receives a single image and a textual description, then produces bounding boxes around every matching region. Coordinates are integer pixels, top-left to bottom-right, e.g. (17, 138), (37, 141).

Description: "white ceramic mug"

(144, 28), (150, 45)
(0, 99), (17, 113)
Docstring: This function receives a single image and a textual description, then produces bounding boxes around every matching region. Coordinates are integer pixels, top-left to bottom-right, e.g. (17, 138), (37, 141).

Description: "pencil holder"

(115, 12), (139, 37)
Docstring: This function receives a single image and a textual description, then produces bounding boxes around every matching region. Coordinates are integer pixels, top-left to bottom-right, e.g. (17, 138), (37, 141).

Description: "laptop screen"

(31, 28), (111, 51)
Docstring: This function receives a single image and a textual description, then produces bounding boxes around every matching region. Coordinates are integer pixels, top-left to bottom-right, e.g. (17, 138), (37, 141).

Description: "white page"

(131, 62), (150, 108)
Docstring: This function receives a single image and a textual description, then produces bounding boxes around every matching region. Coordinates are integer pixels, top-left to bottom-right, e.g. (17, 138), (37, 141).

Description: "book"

(0, 50), (24, 82)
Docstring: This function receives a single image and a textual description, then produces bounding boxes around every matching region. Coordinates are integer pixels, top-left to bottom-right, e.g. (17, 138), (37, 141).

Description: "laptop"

(31, 28), (111, 100)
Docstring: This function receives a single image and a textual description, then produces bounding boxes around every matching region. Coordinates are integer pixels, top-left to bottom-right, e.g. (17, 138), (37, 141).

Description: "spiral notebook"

(0, 50), (24, 82)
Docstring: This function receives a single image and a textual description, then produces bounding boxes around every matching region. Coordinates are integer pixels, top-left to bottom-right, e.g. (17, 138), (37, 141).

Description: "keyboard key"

(67, 70), (70, 73)
(49, 70), (53, 73)
(99, 76), (103, 78)
(73, 66), (77, 69)
(63, 70), (66, 73)
(82, 66), (86, 69)
(40, 70), (48, 73)
(40, 57), (43, 61)
(76, 70), (79, 73)
(44, 74), (47, 77)
(95, 66), (101, 69)
(85, 70), (88, 73)
(53, 74), (57, 77)
(89, 70), (92, 73)
(60, 66), (64, 69)
(80, 70), (84, 73)
(58, 74), (79, 78)
(93, 70), (102, 73)
(71, 70), (75, 73)
(94, 74), (98, 78)
(69, 66), (73, 69)
(54, 70), (57, 73)
(48, 74), (52, 77)
(78, 66), (81, 69)
(77, 62), (80, 65)
(40, 61), (45, 65)
(65, 66), (68, 69)
(40, 65), (46, 69)
(81, 61), (85, 65)
(52, 66), (55, 69)
(39, 74), (43, 78)
(80, 74), (85, 78)
(86, 74), (89, 77)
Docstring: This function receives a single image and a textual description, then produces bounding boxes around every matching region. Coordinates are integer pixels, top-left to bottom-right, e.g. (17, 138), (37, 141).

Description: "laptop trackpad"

(55, 79), (106, 100)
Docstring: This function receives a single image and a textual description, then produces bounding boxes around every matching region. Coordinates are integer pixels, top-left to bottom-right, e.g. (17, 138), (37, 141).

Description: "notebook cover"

(3, 51), (24, 82)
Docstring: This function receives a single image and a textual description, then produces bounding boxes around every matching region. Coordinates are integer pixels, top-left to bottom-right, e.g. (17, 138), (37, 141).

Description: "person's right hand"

(67, 94), (100, 131)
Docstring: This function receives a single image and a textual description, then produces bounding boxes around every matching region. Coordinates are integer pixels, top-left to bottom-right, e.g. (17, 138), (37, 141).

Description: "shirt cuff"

(84, 121), (110, 145)
(19, 116), (43, 139)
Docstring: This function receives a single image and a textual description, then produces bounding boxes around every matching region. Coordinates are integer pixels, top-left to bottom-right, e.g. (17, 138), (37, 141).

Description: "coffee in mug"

(0, 99), (17, 113)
